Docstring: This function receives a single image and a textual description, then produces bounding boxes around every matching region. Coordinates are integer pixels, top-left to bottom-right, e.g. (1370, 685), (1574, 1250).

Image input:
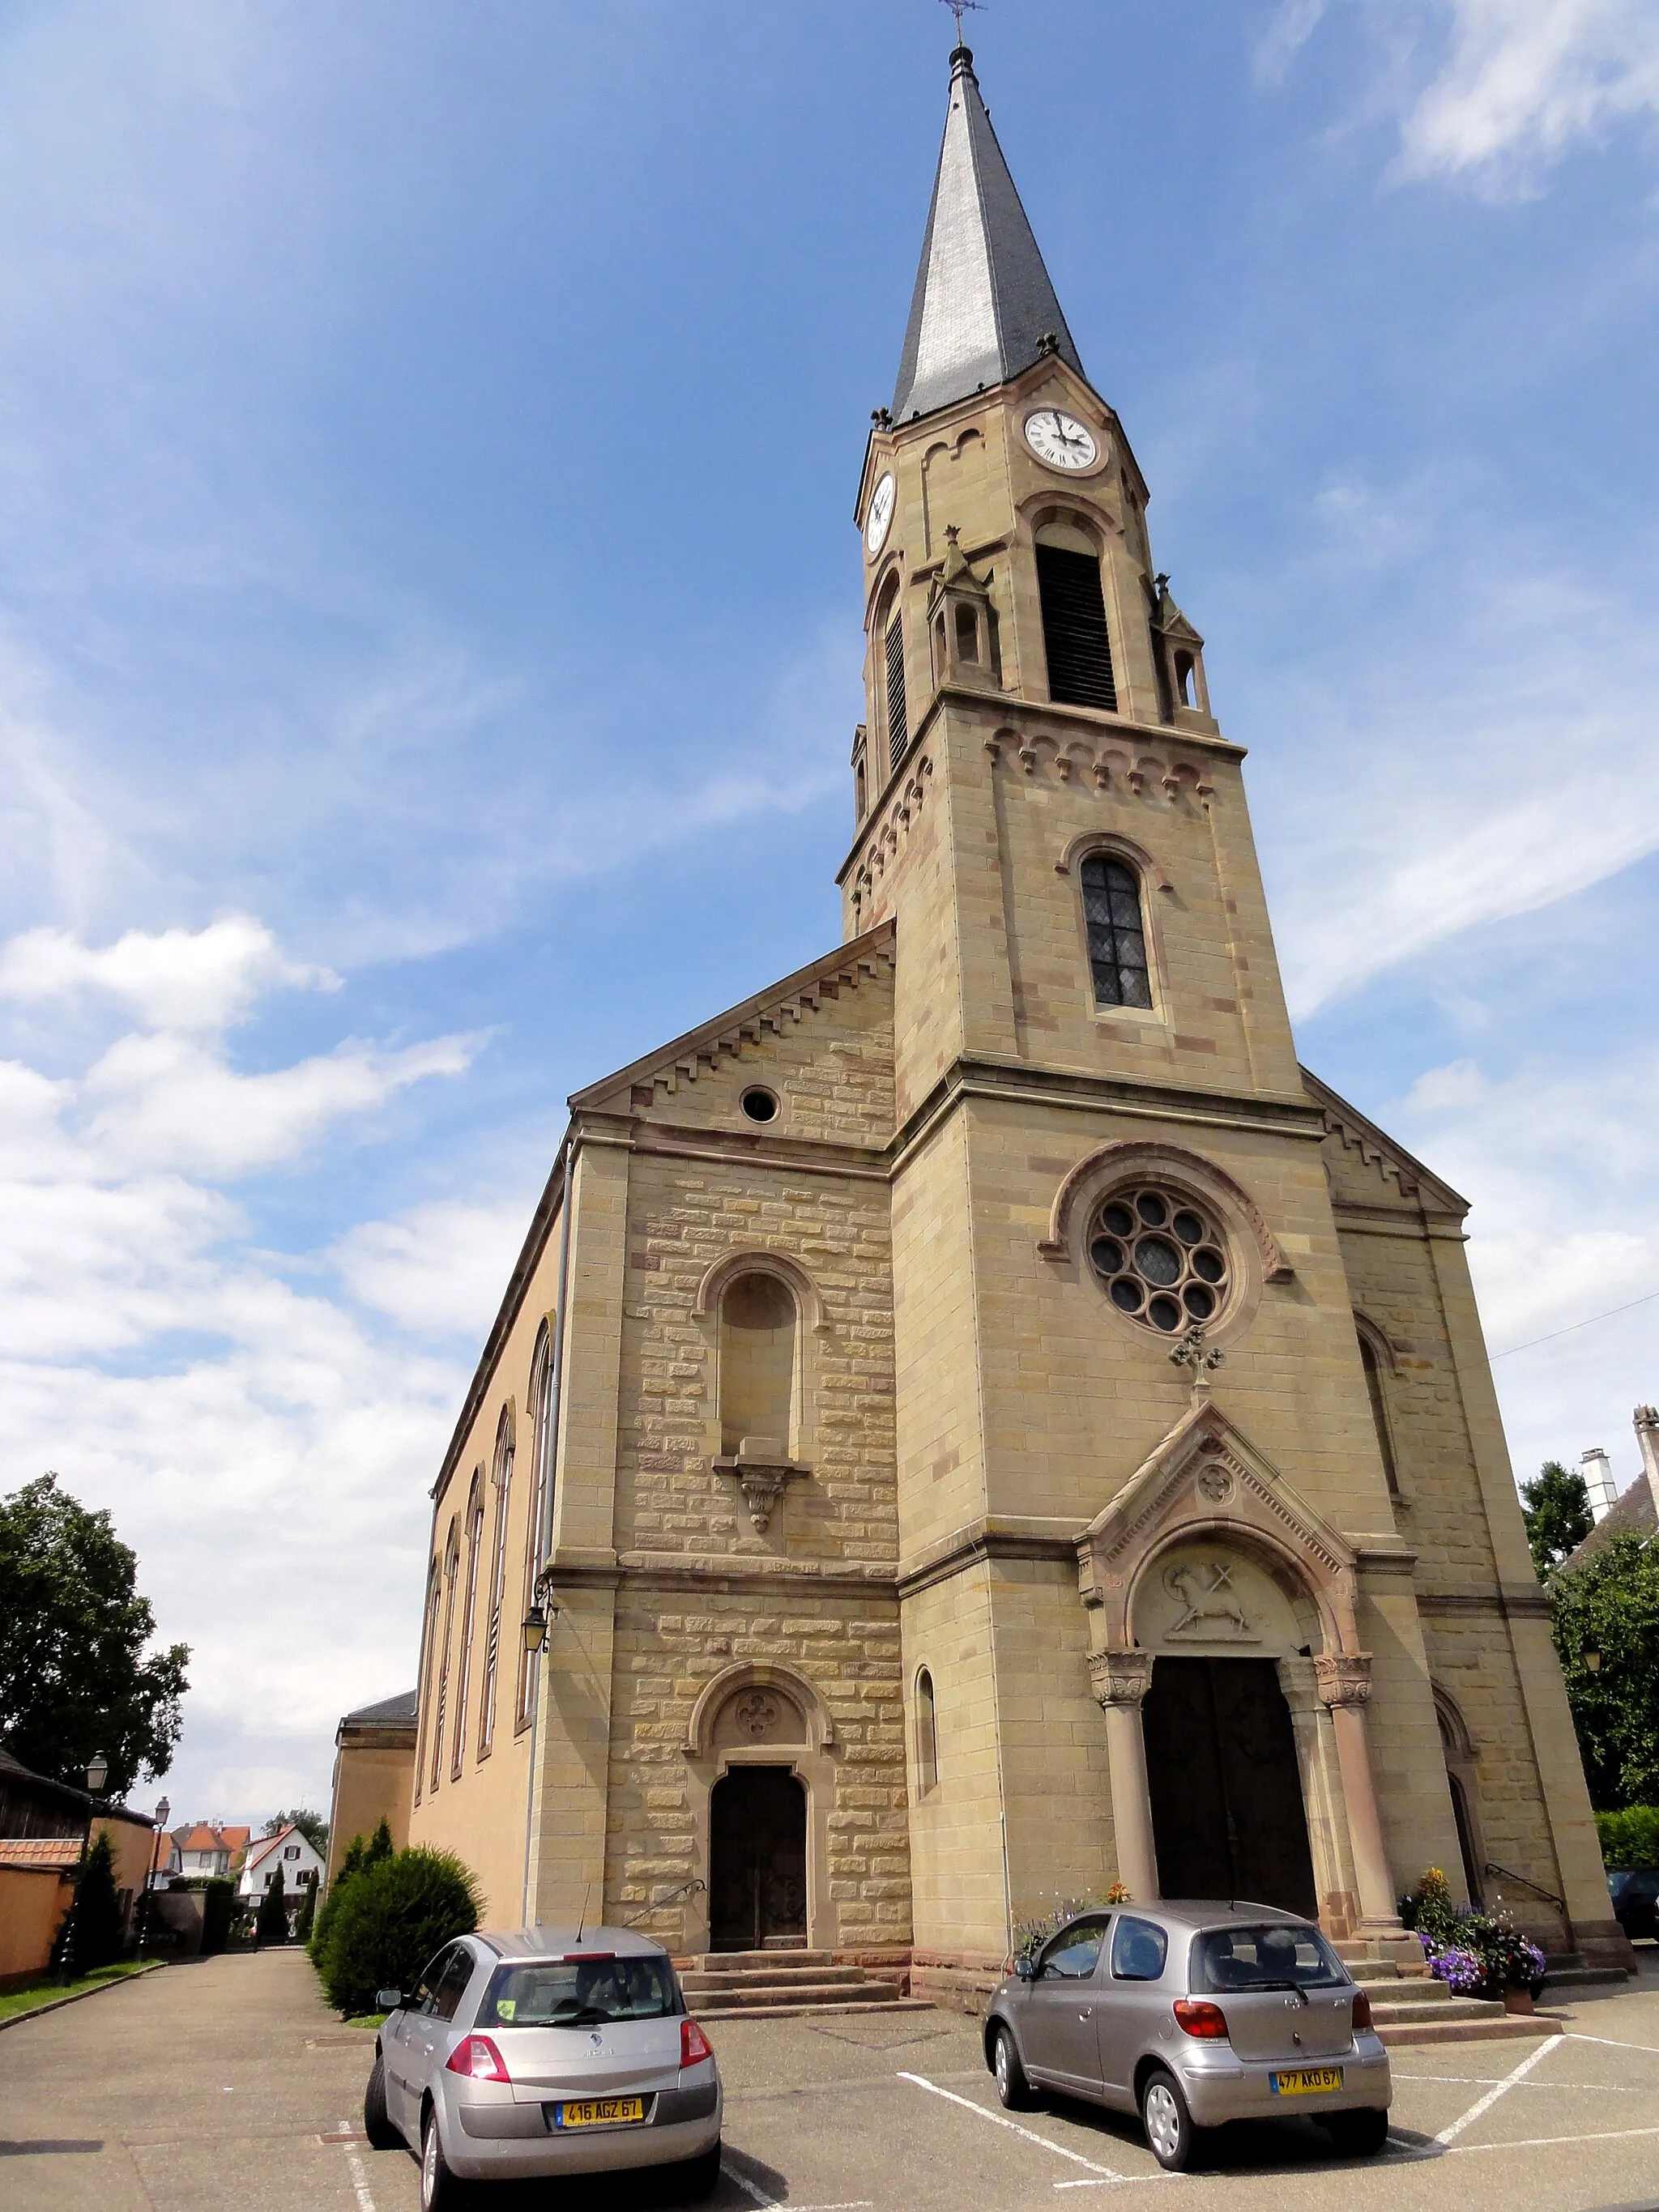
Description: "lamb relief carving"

(1162, 1559), (1257, 1643)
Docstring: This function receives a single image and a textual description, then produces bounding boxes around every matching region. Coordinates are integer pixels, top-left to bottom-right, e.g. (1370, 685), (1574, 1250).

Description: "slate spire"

(890, 45), (1086, 424)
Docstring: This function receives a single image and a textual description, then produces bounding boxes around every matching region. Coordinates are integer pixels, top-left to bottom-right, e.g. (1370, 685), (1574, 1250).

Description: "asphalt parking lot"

(1, 1948), (1656, 2212)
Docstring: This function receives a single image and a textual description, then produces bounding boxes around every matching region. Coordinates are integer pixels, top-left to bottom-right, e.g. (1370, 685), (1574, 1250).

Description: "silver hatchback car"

(364, 1927), (723, 2207)
(984, 1902), (1391, 2170)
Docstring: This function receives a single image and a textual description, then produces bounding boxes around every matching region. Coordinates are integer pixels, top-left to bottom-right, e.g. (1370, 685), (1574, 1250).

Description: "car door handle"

(1078, 2007), (1094, 2020)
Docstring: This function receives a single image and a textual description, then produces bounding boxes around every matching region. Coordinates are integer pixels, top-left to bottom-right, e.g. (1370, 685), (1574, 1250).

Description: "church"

(391, 45), (1630, 1993)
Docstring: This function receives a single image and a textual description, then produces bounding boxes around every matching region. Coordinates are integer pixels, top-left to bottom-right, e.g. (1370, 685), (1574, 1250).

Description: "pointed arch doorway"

(1143, 1656), (1316, 1917)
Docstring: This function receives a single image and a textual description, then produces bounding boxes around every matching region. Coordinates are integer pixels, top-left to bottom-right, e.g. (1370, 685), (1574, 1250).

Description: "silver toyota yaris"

(364, 1927), (723, 2207)
(984, 1902), (1392, 2170)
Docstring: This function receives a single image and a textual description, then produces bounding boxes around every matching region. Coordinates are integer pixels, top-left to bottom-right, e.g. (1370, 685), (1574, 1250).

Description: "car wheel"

(1323, 2106), (1388, 2157)
(420, 2105), (466, 2211)
(1140, 2066), (1201, 2172)
(675, 2140), (723, 2200)
(992, 2025), (1034, 2112)
(362, 2056), (400, 2150)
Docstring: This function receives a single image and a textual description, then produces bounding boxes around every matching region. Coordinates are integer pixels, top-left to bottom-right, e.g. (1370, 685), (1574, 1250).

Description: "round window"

(740, 1087), (778, 1124)
(1089, 1187), (1230, 1334)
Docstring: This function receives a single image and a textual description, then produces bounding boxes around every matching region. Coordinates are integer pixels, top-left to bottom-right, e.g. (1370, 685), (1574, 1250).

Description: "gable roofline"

(569, 918), (896, 1111)
(429, 920), (897, 1515)
(1301, 1065), (1469, 1215)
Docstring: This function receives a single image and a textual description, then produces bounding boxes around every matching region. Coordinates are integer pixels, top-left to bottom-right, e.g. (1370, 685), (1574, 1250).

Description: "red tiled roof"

(0, 1837), (79, 1871)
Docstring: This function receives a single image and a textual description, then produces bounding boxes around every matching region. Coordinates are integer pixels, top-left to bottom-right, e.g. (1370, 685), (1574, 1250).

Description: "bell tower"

(839, 42), (1303, 1132)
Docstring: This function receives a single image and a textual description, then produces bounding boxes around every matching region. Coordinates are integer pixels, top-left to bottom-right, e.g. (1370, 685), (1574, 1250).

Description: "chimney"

(1580, 1447), (1619, 1523)
(1635, 1406), (1659, 1519)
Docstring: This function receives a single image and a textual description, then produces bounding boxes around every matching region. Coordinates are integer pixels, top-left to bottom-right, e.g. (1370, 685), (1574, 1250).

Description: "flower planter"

(1503, 1988), (1536, 2014)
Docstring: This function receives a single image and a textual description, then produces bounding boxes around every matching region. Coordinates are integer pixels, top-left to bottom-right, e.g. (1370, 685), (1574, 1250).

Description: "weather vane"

(940, 0), (985, 45)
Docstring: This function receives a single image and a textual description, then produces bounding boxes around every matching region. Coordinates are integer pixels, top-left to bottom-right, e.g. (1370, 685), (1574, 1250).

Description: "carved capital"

(1090, 1647), (1157, 1709)
(1314, 1652), (1374, 1709)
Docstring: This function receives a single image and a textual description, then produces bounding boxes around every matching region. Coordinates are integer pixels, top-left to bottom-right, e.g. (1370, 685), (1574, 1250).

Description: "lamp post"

(139, 1794), (171, 1957)
(58, 1752), (109, 1984)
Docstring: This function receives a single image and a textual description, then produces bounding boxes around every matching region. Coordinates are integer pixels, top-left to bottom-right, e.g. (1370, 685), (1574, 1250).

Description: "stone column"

(1315, 1653), (1408, 1952)
(1090, 1648), (1158, 1906)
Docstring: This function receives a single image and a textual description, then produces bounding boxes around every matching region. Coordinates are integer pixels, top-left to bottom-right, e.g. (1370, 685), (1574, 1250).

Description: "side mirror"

(376, 1988), (406, 2013)
(1014, 1956), (1034, 1981)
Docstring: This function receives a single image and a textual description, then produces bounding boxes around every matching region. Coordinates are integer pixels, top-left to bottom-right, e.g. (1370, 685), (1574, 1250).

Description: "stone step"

(1377, 2008), (1565, 2049)
(1540, 1964), (1631, 1991)
(1364, 1978), (1456, 2009)
(696, 1996), (936, 2022)
(681, 1963), (870, 1994)
(687, 1976), (905, 2014)
(1346, 1961), (1403, 1984)
(691, 1950), (834, 1972)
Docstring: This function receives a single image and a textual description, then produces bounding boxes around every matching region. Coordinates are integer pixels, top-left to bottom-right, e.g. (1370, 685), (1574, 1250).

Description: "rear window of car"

(476, 1954), (683, 2028)
(1192, 1924), (1347, 1993)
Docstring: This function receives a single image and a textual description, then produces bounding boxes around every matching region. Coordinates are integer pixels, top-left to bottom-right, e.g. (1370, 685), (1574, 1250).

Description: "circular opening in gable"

(740, 1087), (779, 1124)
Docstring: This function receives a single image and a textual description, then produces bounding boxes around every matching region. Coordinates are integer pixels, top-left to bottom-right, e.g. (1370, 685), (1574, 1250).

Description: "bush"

(308, 1817), (394, 1973)
(200, 1877), (236, 1955)
(53, 1831), (126, 1975)
(319, 1846), (481, 2016)
(1597, 1806), (1659, 1868)
(256, 1873), (289, 1947)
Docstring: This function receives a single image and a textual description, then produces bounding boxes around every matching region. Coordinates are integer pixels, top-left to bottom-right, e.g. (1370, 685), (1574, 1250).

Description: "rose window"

(1089, 1187), (1230, 1333)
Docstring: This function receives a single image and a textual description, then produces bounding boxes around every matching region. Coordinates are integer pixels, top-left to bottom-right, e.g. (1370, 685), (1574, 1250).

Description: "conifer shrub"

(294, 1876), (316, 1941)
(54, 1831), (126, 1974)
(319, 1845), (481, 2017)
(308, 1817), (394, 1970)
(256, 1871), (290, 1946)
(200, 1877), (236, 1954)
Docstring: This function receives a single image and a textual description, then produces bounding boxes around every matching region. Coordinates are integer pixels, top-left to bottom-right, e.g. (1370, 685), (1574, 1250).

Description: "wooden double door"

(709, 1767), (808, 1952)
(1142, 1656), (1317, 1918)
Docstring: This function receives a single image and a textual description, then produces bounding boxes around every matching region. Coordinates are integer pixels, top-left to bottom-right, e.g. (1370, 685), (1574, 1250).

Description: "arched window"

(1079, 853), (1152, 1010)
(719, 1272), (798, 1457)
(1036, 520), (1115, 711)
(478, 1409), (514, 1756)
(1356, 1324), (1402, 1501)
(877, 579), (907, 773)
(915, 1669), (938, 1797)
(518, 1322), (553, 1728)
(430, 1524), (460, 1792)
(451, 1477), (484, 1779)
(413, 1558), (441, 1806)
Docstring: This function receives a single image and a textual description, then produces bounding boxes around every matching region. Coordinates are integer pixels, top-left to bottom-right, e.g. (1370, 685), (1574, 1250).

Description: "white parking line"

(1435, 2034), (1562, 2144)
(336, 2116), (376, 2212)
(720, 2160), (870, 2212)
(1563, 2031), (1659, 2057)
(897, 2072), (1125, 2177)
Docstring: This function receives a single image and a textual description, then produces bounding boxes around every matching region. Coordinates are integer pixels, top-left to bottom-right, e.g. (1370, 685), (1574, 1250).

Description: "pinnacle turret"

(890, 46), (1085, 424)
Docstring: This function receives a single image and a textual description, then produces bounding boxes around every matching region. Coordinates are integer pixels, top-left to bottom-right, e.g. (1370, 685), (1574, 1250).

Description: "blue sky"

(1, 0), (1656, 1824)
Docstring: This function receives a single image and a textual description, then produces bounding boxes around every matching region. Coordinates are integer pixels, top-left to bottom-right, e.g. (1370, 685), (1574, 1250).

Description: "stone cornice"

(898, 1515), (1085, 1598)
(1303, 1066), (1469, 1217)
(550, 1551), (899, 1603)
(1415, 1588), (1554, 1621)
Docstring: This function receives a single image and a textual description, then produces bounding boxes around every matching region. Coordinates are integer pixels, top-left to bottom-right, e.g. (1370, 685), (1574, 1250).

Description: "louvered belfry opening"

(1037, 543), (1116, 711)
(885, 613), (908, 771)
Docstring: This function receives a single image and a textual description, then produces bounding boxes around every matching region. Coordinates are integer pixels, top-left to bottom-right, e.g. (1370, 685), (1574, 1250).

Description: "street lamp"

(85, 1752), (109, 1793)
(522, 1603), (548, 1652)
(139, 1795), (171, 1957)
(1581, 1646), (1601, 1673)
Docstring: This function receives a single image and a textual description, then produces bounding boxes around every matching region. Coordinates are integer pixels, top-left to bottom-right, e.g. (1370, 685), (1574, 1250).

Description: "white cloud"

(1257, 0), (1332, 85)
(1397, 0), (1659, 190)
(331, 1196), (533, 1339)
(0, 914), (336, 1031)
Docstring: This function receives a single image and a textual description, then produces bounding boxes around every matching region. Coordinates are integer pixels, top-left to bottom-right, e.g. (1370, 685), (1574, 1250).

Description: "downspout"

(520, 1137), (575, 1925)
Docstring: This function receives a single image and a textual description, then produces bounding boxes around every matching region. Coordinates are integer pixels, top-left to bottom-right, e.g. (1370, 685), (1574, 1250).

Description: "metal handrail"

(621, 1877), (706, 1929)
(1485, 1860), (1567, 1913)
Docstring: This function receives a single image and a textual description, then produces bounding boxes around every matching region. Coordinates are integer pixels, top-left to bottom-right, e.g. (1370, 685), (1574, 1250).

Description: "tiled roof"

(0, 1836), (79, 1870)
(342, 1689), (419, 1728)
(1559, 1477), (1658, 1575)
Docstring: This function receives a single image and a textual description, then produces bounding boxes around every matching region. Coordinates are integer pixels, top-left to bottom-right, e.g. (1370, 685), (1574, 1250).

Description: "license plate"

(551, 2096), (647, 2129)
(1269, 2068), (1343, 2096)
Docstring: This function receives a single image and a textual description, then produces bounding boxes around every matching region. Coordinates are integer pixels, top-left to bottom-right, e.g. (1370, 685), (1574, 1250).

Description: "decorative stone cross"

(1169, 1323), (1225, 1396)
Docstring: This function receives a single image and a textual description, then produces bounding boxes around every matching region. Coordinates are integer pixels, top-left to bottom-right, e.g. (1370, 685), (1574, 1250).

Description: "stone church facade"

(402, 47), (1630, 1988)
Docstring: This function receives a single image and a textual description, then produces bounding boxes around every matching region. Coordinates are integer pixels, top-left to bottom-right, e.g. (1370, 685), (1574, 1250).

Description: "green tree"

(1520, 1460), (1594, 1580)
(264, 1808), (328, 1857)
(319, 1846), (481, 2016)
(0, 1474), (190, 1796)
(1550, 1530), (1659, 1808)
(256, 1871), (290, 1947)
(56, 1831), (126, 1975)
(294, 1875), (317, 1941)
(307, 1818), (393, 1973)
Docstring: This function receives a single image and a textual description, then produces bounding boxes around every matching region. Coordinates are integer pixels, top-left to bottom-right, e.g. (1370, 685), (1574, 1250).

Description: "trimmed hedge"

(1597, 1805), (1659, 1868)
(317, 1845), (481, 2017)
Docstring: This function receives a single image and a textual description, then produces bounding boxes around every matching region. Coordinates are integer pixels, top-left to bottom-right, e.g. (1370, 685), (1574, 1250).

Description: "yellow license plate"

(553, 2096), (646, 2129)
(1269, 2068), (1343, 2096)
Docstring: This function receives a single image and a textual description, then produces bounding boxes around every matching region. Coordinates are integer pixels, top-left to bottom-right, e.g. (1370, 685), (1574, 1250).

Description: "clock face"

(865, 471), (896, 557)
(1025, 409), (1099, 472)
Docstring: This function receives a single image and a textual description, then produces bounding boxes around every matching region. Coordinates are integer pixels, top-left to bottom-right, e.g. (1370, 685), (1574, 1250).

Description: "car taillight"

(1351, 1989), (1372, 2032)
(446, 2035), (511, 2082)
(680, 2018), (714, 2068)
(1172, 2000), (1230, 2039)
